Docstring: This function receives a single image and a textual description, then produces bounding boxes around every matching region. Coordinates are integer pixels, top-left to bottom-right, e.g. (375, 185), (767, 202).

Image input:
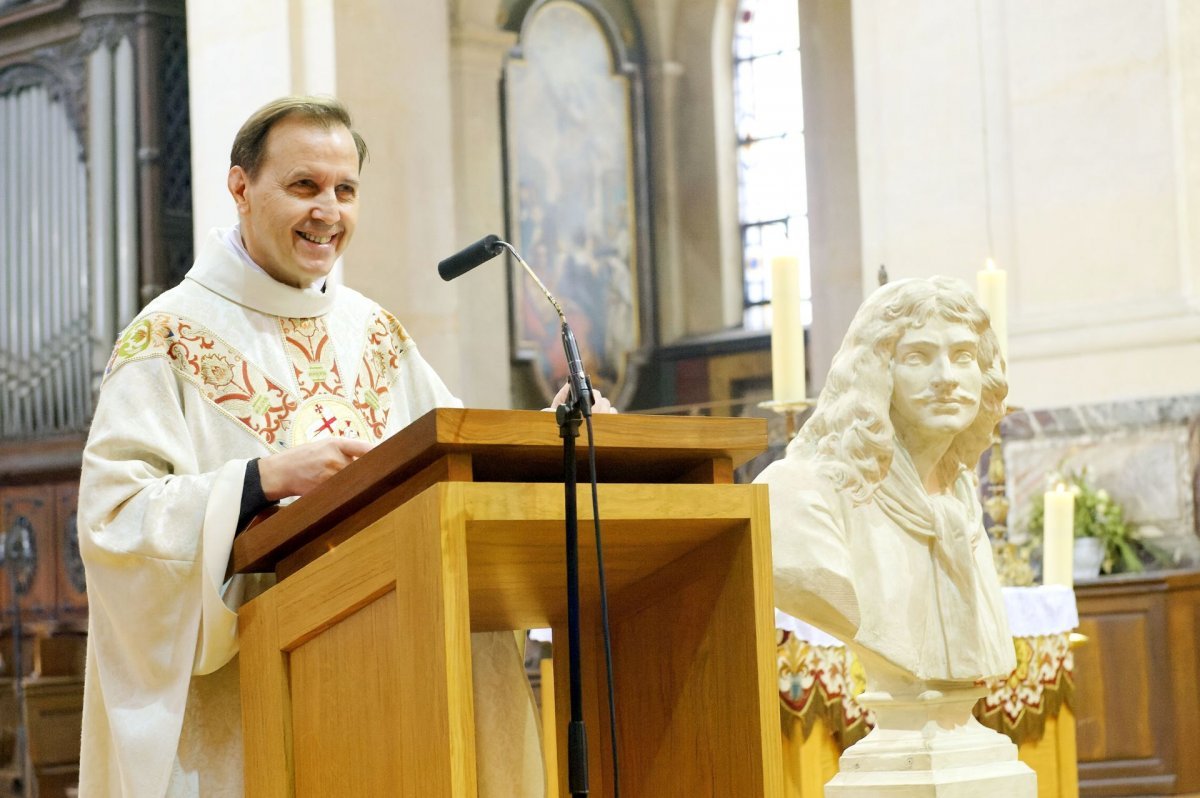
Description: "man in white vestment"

(756, 277), (1016, 693)
(77, 97), (556, 796)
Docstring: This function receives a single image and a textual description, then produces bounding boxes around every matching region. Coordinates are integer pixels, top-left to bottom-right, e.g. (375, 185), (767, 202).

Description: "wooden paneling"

(0, 677), (15, 769)
(53, 483), (86, 620)
(1168, 584), (1200, 790)
(238, 593), (294, 798)
(290, 593), (404, 797)
(0, 436), (84, 486)
(1074, 571), (1200, 796)
(0, 486), (57, 623)
(24, 677), (83, 771)
(0, 481), (86, 632)
(607, 522), (777, 797)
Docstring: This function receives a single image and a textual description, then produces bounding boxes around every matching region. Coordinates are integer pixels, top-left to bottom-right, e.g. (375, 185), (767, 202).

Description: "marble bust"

(757, 276), (1016, 691)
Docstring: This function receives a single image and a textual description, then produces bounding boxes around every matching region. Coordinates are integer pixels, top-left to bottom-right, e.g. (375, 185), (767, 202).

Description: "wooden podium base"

(239, 479), (783, 797)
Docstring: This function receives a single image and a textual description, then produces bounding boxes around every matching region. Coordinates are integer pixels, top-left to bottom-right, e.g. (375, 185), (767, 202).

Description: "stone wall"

(1003, 395), (1200, 567)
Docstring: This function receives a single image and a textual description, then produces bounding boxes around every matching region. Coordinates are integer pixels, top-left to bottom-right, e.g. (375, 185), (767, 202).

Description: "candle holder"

(982, 409), (1035, 587)
(758, 398), (816, 443)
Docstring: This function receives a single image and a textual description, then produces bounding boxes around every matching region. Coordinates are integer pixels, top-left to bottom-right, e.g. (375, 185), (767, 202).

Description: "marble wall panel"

(1002, 395), (1200, 566)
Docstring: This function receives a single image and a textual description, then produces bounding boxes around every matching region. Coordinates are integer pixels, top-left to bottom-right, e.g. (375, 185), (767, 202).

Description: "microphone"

(438, 234), (504, 281)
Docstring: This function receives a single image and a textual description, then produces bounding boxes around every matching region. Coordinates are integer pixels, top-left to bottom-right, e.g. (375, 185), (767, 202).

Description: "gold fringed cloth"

(776, 631), (1073, 748)
(776, 629), (875, 748)
(975, 632), (1074, 742)
(777, 585), (1078, 749)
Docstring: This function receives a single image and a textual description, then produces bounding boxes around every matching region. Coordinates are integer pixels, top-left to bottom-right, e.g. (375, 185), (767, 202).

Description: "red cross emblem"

(315, 413), (338, 435)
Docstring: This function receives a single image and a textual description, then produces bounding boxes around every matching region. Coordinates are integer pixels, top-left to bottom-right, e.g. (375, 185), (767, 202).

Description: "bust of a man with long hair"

(758, 276), (1015, 689)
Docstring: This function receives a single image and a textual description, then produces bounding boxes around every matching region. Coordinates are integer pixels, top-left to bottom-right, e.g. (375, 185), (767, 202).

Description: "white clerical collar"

(221, 224), (328, 292)
(185, 228), (334, 318)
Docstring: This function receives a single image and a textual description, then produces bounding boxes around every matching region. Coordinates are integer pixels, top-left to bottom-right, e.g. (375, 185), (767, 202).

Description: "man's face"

(227, 116), (360, 288)
(889, 317), (983, 442)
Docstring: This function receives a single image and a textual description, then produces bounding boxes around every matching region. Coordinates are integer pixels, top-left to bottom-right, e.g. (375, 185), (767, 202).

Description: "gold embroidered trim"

(106, 309), (412, 450)
(107, 313), (298, 449)
(351, 309), (410, 440)
(279, 316), (346, 399)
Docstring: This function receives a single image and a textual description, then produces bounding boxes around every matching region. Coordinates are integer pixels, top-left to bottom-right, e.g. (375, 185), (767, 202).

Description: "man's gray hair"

(230, 95), (368, 178)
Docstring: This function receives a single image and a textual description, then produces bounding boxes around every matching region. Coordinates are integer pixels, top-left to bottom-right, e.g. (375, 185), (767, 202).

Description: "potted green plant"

(1026, 468), (1168, 577)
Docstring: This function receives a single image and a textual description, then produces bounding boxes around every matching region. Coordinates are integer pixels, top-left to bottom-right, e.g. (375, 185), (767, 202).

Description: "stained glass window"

(734, 0), (812, 331)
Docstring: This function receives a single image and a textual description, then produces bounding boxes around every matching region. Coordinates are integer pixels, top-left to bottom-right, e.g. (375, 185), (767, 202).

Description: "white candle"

(976, 258), (1008, 362)
(771, 255), (806, 403)
(1042, 483), (1075, 588)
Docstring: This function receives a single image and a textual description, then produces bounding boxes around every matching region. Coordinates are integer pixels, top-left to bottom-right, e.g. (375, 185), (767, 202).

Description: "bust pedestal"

(825, 685), (1036, 796)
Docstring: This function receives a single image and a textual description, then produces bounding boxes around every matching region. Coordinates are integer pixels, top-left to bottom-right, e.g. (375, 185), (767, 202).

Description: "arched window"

(733, 0), (811, 331)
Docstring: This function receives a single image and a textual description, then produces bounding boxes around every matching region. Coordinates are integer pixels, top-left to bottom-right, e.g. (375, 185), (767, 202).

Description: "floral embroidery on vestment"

(351, 309), (410, 440)
(107, 314), (297, 448)
(105, 310), (413, 450)
(280, 317), (346, 399)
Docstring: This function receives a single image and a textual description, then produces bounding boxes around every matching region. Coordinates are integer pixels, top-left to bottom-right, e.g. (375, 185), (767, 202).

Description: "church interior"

(2, 0), (1200, 795)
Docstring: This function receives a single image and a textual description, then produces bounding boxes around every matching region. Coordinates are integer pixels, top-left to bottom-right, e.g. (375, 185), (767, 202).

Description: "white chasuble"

(78, 230), (543, 797)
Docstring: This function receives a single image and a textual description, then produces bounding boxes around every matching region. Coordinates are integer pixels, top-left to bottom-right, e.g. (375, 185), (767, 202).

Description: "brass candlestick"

(983, 414), (1035, 587)
(758, 398), (816, 443)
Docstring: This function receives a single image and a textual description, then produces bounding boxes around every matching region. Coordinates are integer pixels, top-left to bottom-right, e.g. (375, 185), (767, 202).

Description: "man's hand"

(550, 382), (618, 413)
(258, 437), (373, 501)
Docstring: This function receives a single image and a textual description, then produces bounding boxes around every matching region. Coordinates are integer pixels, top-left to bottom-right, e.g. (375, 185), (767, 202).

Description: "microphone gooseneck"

(440, 235), (594, 415)
(490, 239), (593, 417)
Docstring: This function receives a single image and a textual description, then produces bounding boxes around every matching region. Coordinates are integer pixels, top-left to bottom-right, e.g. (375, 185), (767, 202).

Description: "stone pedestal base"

(825, 686), (1036, 797)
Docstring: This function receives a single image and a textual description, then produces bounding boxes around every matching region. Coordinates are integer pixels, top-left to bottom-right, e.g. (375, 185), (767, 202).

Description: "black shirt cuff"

(237, 458), (273, 533)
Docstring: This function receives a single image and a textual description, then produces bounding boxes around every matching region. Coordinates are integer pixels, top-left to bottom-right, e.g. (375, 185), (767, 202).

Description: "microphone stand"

(497, 241), (594, 796)
(556, 383), (589, 798)
(449, 238), (618, 796)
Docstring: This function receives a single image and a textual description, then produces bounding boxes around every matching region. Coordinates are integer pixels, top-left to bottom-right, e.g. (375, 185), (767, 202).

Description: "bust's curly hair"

(790, 276), (1007, 502)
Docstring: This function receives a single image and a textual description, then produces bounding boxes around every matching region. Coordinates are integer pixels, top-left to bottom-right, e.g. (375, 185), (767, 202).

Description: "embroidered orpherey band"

(351, 309), (410, 440)
(106, 310), (412, 450)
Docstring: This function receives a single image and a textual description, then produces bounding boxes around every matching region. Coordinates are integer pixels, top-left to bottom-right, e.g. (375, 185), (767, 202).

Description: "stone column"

(333, 0), (465, 394)
(185, 0), (293, 247)
(448, 18), (518, 407)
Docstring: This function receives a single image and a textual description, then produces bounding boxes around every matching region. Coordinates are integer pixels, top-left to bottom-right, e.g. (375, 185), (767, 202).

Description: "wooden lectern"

(232, 408), (783, 797)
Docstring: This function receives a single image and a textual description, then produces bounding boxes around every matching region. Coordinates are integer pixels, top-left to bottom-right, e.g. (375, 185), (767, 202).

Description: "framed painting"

(503, 0), (648, 407)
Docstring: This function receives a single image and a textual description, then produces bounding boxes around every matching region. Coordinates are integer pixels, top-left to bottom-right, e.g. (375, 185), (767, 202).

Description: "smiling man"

(77, 97), (544, 797)
(227, 110), (361, 289)
(755, 276), (1015, 691)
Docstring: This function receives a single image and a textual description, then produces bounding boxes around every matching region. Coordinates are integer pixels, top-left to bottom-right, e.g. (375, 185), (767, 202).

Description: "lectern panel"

(290, 592), (403, 796)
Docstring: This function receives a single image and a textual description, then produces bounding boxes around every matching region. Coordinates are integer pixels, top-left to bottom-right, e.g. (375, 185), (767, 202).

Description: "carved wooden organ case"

(0, 0), (193, 636)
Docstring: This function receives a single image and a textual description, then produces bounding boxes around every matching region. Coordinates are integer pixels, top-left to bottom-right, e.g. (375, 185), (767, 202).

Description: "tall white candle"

(771, 255), (806, 403)
(1042, 483), (1075, 588)
(976, 258), (1008, 362)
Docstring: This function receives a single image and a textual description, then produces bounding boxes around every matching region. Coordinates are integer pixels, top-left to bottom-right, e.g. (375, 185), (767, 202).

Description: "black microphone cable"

(584, 410), (620, 796)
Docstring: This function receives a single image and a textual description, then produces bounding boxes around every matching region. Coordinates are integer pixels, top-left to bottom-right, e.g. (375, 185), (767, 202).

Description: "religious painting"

(504, 0), (643, 406)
